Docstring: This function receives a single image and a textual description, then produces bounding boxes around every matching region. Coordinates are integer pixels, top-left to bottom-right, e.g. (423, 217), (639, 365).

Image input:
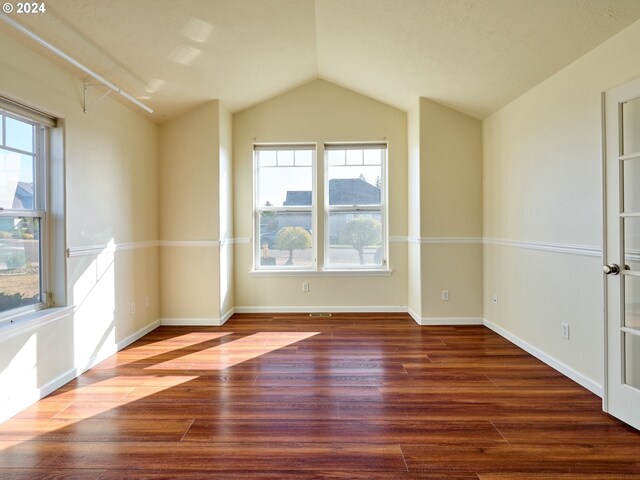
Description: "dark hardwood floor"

(1, 313), (639, 479)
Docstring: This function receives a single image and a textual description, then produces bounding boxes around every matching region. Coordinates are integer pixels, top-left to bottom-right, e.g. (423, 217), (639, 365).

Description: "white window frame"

(0, 106), (52, 324)
(253, 143), (317, 271)
(323, 142), (388, 271)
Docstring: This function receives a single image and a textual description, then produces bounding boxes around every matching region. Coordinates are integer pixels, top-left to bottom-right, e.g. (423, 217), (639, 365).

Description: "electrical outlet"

(130, 302), (136, 316)
(441, 290), (449, 301)
(561, 322), (570, 340)
(302, 282), (309, 293)
(492, 294), (498, 306)
(145, 296), (150, 307)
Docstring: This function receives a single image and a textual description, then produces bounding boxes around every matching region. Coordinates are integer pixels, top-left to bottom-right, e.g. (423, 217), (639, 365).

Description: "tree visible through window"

(253, 142), (387, 271)
(325, 143), (386, 268)
(254, 145), (315, 269)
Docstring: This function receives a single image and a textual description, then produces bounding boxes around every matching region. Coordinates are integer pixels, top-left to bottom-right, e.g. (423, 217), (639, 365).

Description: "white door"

(604, 77), (640, 430)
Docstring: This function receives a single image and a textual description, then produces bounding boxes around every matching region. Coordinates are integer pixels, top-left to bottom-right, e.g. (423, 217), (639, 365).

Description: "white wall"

(0, 29), (160, 422)
(483, 18), (640, 392)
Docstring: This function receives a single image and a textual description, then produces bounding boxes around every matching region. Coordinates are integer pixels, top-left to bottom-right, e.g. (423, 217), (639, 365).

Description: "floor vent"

(309, 312), (332, 317)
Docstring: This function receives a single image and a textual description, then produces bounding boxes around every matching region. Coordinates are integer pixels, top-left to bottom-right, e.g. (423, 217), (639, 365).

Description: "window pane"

(258, 211), (313, 268)
(258, 150), (276, 167)
(623, 158), (640, 213)
(0, 148), (35, 210)
(257, 156), (313, 207)
(0, 217), (41, 313)
(327, 150), (345, 166)
(346, 149), (363, 165)
(277, 150), (294, 166)
(623, 97), (640, 156)
(328, 148), (383, 206)
(326, 211), (383, 267)
(295, 150), (312, 166)
(363, 148), (382, 165)
(624, 332), (640, 389)
(5, 116), (34, 153)
(626, 275), (640, 330)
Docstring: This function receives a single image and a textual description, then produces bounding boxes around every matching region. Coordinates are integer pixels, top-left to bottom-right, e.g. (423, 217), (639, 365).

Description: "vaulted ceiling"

(3, 0), (640, 122)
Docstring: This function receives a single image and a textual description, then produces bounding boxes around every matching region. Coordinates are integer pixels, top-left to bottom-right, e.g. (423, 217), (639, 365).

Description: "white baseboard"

(420, 317), (484, 326)
(233, 305), (408, 314)
(77, 319), (161, 374)
(483, 318), (603, 397)
(0, 318), (161, 425)
(407, 308), (483, 326)
(160, 317), (228, 326)
(220, 307), (235, 325)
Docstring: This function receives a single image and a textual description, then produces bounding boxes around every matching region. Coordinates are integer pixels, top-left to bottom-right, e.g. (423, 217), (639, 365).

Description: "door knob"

(603, 264), (621, 275)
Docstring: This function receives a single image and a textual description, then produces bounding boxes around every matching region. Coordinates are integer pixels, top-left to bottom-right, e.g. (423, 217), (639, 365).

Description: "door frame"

(601, 76), (640, 427)
(601, 90), (609, 412)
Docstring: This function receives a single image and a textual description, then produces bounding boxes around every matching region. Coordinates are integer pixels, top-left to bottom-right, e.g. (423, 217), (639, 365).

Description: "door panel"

(604, 77), (640, 430)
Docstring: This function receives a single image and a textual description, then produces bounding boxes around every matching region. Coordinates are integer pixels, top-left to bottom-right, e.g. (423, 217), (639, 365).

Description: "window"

(325, 143), (386, 269)
(0, 104), (51, 321)
(254, 144), (316, 270)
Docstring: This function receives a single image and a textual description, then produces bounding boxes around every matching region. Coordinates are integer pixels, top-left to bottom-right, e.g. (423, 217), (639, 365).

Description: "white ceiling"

(3, 0), (640, 122)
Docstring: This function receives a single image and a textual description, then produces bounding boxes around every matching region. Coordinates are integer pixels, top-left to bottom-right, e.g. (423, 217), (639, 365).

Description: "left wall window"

(0, 104), (50, 320)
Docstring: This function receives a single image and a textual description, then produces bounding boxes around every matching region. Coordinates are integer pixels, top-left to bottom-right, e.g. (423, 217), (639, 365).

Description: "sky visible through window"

(257, 148), (383, 207)
(0, 114), (35, 209)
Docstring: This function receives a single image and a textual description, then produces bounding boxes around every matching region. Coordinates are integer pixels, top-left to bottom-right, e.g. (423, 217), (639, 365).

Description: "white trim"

(234, 305), (407, 314)
(483, 318), (603, 397)
(220, 307), (235, 325)
(420, 237), (483, 244)
(419, 317), (484, 325)
(250, 269), (393, 277)
(116, 240), (160, 252)
(160, 317), (228, 326)
(484, 237), (601, 257)
(234, 237), (251, 244)
(0, 367), (77, 425)
(67, 240), (160, 258)
(0, 318), (160, 425)
(407, 307), (421, 324)
(77, 319), (161, 373)
(406, 309), (483, 325)
(389, 236), (409, 242)
(159, 240), (220, 248)
(0, 306), (74, 341)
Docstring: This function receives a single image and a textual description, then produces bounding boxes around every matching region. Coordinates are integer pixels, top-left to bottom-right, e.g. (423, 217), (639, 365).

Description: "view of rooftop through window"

(254, 144), (386, 270)
(0, 111), (42, 315)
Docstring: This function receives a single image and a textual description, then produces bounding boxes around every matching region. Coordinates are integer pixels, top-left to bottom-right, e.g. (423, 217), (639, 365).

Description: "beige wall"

(483, 19), (640, 388)
(233, 79), (409, 310)
(0, 29), (159, 421)
(159, 101), (223, 322)
(411, 98), (483, 322)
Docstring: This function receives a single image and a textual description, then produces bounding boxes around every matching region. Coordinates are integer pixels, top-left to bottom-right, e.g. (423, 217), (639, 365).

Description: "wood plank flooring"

(1, 313), (639, 479)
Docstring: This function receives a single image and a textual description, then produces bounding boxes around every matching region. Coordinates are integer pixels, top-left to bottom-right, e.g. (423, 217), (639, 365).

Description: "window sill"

(0, 306), (74, 341)
(250, 269), (393, 277)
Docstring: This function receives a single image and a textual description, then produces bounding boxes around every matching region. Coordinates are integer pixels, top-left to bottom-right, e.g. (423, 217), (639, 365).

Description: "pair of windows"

(0, 104), (50, 322)
(254, 143), (387, 271)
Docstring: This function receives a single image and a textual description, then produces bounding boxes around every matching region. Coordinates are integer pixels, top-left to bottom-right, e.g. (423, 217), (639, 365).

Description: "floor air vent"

(309, 312), (332, 317)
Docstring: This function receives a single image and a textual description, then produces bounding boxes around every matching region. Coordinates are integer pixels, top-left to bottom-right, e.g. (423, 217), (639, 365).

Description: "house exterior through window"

(0, 103), (51, 321)
(253, 142), (387, 272)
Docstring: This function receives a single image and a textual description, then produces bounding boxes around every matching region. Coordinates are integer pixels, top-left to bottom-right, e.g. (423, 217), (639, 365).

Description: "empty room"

(0, 0), (640, 478)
